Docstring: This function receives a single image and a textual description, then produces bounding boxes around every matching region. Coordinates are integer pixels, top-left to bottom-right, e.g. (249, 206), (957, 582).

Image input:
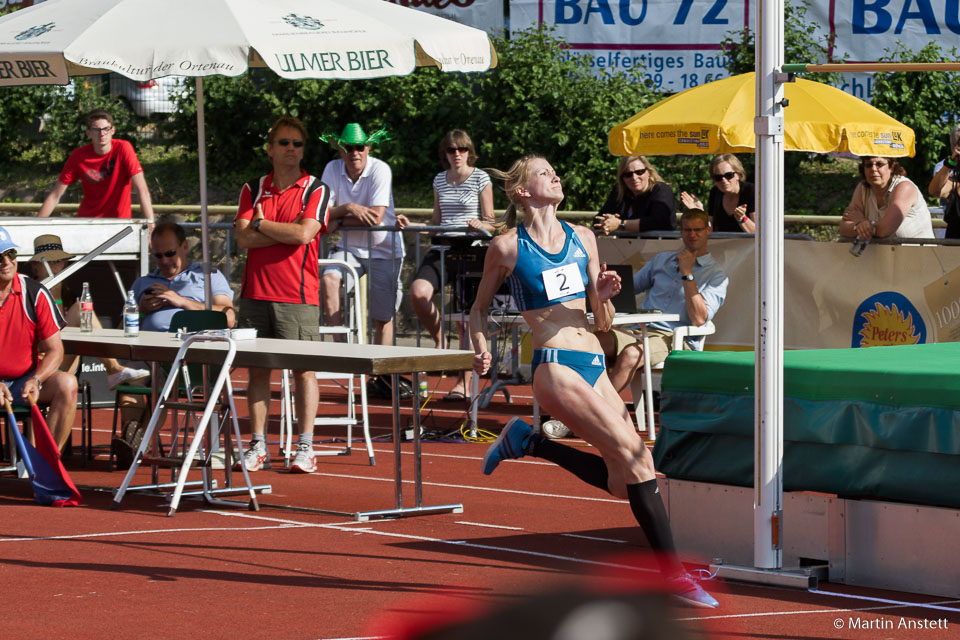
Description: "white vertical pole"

(196, 77), (212, 310)
(754, 0), (785, 570)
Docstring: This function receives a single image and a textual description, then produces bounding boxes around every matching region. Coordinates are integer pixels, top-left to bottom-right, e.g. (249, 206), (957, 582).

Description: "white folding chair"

(630, 321), (716, 441)
(279, 260), (375, 466)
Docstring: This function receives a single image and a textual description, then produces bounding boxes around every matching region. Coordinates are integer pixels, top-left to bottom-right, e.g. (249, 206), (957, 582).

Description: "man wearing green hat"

(319, 123), (410, 397)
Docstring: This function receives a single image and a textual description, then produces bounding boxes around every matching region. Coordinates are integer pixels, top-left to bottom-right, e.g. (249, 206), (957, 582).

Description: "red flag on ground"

(3, 397), (81, 507)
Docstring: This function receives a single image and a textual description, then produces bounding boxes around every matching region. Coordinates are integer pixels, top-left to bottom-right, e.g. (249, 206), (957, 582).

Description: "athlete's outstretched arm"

(470, 235), (513, 376)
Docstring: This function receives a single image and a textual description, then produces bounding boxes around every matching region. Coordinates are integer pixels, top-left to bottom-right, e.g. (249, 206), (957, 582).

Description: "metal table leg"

(355, 372), (463, 521)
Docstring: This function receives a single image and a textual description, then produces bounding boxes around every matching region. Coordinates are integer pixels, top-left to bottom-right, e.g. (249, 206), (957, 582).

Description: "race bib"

(543, 263), (585, 301)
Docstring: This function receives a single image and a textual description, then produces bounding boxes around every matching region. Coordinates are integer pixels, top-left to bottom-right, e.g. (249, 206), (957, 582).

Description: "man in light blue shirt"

(599, 210), (728, 391)
(132, 221), (235, 332)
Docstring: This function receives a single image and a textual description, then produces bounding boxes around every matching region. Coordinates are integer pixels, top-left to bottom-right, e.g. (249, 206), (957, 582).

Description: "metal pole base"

(710, 562), (825, 589)
(355, 503), (463, 522)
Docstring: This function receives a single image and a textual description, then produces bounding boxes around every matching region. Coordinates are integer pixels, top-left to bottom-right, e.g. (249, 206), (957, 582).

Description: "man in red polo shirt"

(36, 109), (155, 222)
(234, 116), (331, 474)
(0, 226), (78, 450)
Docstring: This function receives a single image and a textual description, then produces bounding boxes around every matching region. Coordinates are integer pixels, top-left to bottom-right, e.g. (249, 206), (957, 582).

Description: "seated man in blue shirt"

(132, 221), (235, 331)
(598, 210), (728, 391)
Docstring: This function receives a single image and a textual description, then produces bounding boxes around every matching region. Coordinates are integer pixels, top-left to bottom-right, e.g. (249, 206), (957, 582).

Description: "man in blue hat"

(319, 123), (411, 398)
(0, 226), (79, 450)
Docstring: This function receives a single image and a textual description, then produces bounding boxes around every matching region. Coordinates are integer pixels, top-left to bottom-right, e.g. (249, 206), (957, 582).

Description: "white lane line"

(0, 523), (308, 543)
(677, 597), (960, 622)
(560, 533), (628, 544)
(808, 589), (960, 613)
(311, 471), (624, 504)
(455, 521), (525, 531)
(207, 510), (656, 574)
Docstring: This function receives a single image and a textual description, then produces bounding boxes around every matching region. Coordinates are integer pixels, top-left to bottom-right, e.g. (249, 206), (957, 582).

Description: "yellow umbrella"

(609, 72), (915, 157)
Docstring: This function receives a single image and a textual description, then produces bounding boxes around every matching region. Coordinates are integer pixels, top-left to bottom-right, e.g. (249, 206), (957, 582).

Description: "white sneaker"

(107, 367), (150, 390)
(290, 443), (317, 474)
(238, 439), (269, 472)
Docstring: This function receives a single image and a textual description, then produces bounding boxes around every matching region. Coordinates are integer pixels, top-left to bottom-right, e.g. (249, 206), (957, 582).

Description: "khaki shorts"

(238, 298), (320, 341)
(608, 327), (681, 367)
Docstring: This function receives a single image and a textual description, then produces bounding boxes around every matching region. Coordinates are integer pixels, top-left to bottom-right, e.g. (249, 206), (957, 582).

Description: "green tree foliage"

(870, 42), (960, 180)
(165, 27), (659, 210)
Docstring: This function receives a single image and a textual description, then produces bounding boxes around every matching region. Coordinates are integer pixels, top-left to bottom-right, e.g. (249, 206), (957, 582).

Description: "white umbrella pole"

(754, 0), (785, 570)
(196, 76), (212, 310)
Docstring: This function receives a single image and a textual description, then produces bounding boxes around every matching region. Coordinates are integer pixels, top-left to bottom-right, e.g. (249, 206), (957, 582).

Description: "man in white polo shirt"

(319, 123), (411, 398)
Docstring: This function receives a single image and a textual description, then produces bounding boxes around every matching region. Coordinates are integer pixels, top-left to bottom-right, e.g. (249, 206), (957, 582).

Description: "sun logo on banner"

(851, 292), (926, 348)
(15, 22), (54, 40)
(282, 13), (324, 30)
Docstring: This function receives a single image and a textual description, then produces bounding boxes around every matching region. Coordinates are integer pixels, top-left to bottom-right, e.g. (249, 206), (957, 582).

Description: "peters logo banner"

(0, 53), (68, 85)
(851, 292), (926, 348)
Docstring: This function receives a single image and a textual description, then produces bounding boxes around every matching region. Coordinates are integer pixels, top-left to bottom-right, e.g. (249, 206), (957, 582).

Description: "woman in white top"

(840, 156), (934, 240)
(410, 130), (495, 401)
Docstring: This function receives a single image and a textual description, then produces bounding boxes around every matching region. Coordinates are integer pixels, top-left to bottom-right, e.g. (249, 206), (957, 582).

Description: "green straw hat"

(319, 123), (392, 147)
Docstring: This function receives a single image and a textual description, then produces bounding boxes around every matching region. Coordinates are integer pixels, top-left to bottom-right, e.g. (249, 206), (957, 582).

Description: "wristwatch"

(252, 218), (262, 231)
(681, 273), (695, 281)
(32, 376), (42, 389)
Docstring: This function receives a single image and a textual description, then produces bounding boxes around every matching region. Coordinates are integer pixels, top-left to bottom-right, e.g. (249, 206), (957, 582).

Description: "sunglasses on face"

(862, 161), (888, 169)
(340, 144), (366, 153)
(712, 171), (737, 182)
(446, 146), (470, 155)
(276, 138), (304, 148)
(153, 249), (177, 259)
(1, 248), (17, 262)
(622, 167), (648, 179)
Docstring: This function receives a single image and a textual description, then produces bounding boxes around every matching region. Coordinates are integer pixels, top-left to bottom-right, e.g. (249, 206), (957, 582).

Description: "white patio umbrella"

(0, 0), (497, 302)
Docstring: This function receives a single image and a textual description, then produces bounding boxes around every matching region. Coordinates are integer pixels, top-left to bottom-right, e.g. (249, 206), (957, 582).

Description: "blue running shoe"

(667, 573), (720, 608)
(481, 417), (533, 475)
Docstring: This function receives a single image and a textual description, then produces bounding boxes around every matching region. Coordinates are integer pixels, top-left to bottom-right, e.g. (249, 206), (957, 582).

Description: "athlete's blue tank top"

(507, 220), (590, 312)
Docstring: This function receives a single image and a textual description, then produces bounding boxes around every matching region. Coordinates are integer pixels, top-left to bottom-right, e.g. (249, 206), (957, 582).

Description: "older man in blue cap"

(319, 123), (411, 398)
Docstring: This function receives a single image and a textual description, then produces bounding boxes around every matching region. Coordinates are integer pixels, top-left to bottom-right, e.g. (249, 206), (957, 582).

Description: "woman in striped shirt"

(410, 129), (495, 401)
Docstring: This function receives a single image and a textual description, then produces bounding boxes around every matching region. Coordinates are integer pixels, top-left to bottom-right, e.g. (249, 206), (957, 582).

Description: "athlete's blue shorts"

(531, 348), (606, 387)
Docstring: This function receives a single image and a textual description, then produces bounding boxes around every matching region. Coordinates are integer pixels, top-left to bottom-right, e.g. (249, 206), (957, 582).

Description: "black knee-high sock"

(528, 433), (610, 493)
(626, 479), (685, 576)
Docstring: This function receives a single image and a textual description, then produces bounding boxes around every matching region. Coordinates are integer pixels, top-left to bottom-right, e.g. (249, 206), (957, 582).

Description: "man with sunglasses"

(37, 109), (155, 224)
(0, 226), (79, 451)
(131, 221), (235, 332)
(235, 116), (331, 475)
(597, 210), (728, 392)
(318, 123), (411, 399)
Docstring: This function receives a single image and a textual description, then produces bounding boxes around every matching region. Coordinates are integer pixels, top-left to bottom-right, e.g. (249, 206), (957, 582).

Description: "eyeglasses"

(153, 249), (177, 259)
(1, 248), (17, 262)
(712, 171), (737, 182)
(87, 125), (113, 135)
(446, 146), (470, 155)
(276, 138), (304, 148)
(681, 226), (707, 234)
(340, 144), (366, 153)
(862, 161), (889, 169)
(622, 167), (648, 179)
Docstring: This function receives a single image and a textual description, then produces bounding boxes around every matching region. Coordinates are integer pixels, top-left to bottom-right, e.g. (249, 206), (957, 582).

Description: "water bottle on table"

(80, 282), (94, 332)
(123, 289), (139, 337)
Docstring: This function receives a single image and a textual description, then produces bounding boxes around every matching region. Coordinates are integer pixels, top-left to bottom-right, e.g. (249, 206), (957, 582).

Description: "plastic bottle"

(849, 237), (870, 257)
(79, 282), (94, 332)
(418, 379), (429, 399)
(123, 289), (139, 337)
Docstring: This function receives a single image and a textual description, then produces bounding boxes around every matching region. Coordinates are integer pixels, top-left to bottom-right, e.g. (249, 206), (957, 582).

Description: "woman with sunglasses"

(593, 155), (676, 235)
(840, 156), (934, 240)
(680, 154), (755, 233)
(409, 129), (494, 401)
(469, 155), (718, 608)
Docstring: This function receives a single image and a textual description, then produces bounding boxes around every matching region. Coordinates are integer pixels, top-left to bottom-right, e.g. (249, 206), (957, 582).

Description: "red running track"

(1, 373), (958, 639)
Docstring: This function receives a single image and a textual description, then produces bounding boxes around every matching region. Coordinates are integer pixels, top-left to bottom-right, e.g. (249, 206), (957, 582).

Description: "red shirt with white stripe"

(0, 275), (64, 379)
(235, 170), (330, 305)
